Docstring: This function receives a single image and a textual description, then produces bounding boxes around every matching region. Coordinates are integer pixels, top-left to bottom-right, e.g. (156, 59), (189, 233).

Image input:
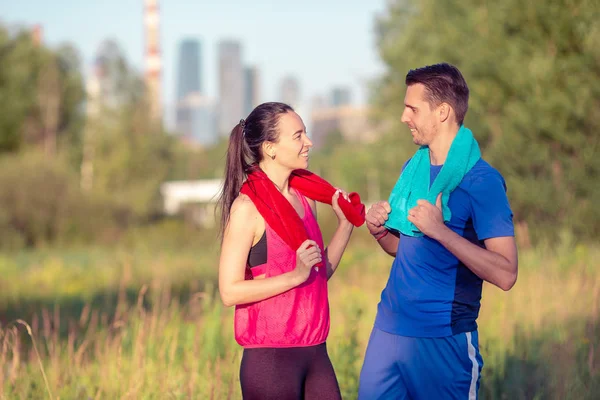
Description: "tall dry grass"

(0, 234), (598, 399)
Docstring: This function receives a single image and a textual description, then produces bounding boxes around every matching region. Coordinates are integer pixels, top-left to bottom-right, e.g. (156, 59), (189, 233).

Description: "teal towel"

(384, 125), (481, 237)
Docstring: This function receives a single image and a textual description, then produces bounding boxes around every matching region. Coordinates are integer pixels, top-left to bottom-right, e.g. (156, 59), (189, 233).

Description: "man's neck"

(429, 124), (460, 165)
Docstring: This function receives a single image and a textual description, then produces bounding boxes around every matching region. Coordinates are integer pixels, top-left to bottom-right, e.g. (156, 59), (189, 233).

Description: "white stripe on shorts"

(465, 331), (478, 400)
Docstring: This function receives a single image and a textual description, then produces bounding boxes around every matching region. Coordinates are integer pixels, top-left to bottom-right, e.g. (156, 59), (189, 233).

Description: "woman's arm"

(219, 195), (309, 307)
(324, 221), (354, 279)
(309, 190), (354, 280)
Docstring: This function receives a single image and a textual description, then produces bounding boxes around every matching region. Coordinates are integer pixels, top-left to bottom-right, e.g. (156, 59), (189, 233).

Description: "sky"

(0, 0), (388, 128)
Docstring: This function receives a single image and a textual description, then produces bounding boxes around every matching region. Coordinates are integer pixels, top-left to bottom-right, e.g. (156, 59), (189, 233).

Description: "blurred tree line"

(1, 0), (599, 249)
(311, 0), (600, 245)
(0, 25), (218, 249)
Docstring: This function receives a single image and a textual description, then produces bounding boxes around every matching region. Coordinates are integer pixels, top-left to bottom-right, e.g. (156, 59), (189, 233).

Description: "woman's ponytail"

(217, 120), (249, 239)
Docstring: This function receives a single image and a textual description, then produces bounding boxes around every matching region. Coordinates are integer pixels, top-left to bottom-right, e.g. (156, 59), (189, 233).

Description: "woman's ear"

(262, 141), (275, 160)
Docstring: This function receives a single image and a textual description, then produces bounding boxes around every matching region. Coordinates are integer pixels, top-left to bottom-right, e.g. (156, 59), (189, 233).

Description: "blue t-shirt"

(375, 158), (514, 338)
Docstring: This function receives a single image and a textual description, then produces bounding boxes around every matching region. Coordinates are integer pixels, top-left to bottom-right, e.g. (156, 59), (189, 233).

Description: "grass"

(0, 231), (598, 399)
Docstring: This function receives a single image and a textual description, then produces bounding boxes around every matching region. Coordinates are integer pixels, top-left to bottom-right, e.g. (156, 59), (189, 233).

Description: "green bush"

(0, 153), (118, 249)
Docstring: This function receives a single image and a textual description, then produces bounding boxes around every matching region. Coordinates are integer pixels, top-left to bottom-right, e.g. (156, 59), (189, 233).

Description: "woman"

(218, 102), (365, 399)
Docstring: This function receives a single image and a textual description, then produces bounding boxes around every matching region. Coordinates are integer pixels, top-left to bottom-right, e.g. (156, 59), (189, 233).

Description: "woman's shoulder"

(231, 193), (258, 215)
(303, 196), (317, 218)
(230, 193), (263, 226)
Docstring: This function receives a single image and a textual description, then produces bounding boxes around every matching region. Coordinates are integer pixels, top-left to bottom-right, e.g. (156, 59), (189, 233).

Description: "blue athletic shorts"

(358, 326), (484, 400)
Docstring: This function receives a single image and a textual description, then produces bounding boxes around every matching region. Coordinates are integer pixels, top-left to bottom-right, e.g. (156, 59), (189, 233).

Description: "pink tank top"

(234, 189), (330, 348)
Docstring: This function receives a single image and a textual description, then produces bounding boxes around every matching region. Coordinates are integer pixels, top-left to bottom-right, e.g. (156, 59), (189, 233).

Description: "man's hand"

(366, 201), (392, 237)
(407, 193), (446, 239)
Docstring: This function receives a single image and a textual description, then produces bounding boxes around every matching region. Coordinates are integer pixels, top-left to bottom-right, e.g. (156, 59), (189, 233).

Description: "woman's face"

(267, 112), (313, 170)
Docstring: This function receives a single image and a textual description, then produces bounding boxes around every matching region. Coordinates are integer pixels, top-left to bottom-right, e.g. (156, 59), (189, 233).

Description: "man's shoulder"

(401, 157), (412, 172)
(461, 158), (506, 190)
(468, 158), (502, 177)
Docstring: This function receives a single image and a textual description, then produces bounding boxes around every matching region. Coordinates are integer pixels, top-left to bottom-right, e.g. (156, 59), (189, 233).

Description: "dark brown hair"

(217, 102), (294, 239)
(406, 63), (469, 125)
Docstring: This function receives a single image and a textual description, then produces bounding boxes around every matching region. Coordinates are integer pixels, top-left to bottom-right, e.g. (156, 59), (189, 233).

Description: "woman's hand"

(332, 189), (351, 225)
(293, 239), (322, 284)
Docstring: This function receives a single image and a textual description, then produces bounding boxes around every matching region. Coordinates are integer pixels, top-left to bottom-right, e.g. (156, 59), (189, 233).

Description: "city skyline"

(0, 0), (387, 129)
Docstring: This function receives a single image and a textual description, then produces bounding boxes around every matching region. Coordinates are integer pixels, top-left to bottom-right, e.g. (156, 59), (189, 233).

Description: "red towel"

(240, 168), (365, 259)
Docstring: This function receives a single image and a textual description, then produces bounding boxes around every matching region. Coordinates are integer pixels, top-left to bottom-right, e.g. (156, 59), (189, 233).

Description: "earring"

(270, 153), (276, 160)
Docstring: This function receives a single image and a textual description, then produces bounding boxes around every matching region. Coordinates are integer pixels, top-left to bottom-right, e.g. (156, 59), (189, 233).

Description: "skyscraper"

(175, 38), (210, 144)
(279, 76), (301, 107)
(176, 93), (217, 147)
(218, 40), (244, 136)
(244, 66), (261, 116)
(331, 86), (352, 107)
(176, 39), (201, 102)
(88, 40), (128, 111)
(310, 106), (378, 150)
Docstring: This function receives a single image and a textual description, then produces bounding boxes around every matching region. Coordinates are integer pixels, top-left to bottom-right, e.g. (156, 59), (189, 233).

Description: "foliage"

(0, 25), (85, 156)
(0, 152), (117, 249)
(0, 30), (195, 247)
(372, 0), (600, 242)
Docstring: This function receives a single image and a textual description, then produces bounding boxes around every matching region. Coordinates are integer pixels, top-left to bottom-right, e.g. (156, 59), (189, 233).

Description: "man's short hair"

(406, 63), (469, 126)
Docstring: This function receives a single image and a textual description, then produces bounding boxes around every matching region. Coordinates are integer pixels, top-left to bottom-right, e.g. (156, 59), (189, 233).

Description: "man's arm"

(366, 201), (399, 257)
(409, 194), (518, 291)
(375, 230), (400, 257)
(435, 230), (517, 291)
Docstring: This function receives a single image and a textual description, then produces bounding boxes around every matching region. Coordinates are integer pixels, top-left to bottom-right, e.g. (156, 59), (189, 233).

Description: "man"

(358, 63), (518, 400)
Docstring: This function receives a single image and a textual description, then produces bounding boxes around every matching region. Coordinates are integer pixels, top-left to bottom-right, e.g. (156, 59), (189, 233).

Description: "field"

(0, 227), (598, 399)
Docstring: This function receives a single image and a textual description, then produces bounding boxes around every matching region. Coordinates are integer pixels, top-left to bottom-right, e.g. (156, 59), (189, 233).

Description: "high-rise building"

(310, 95), (327, 111)
(176, 93), (217, 147)
(331, 86), (352, 107)
(81, 40), (129, 192)
(279, 76), (301, 107)
(88, 40), (127, 111)
(244, 66), (261, 116)
(218, 40), (244, 136)
(310, 105), (379, 150)
(176, 39), (201, 101)
(175, 38), (209, 142)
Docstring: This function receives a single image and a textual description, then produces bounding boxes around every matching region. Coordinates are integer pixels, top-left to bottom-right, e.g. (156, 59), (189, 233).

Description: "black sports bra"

(247, 231), (267, 267)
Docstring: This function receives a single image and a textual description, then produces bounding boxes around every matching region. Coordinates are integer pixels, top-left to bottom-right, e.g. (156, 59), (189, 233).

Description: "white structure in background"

(160, 179), (223, 227)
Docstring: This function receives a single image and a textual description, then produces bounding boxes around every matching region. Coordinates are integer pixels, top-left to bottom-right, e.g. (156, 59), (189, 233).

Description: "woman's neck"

(258, 161), (292, 194)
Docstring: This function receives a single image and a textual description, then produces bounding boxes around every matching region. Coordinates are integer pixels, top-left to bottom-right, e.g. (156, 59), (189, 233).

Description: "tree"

(81, 40), (175, 220)
(0, 27), (39, 153)
(0, 25), (85, 157)
(374, 0), (600, 242)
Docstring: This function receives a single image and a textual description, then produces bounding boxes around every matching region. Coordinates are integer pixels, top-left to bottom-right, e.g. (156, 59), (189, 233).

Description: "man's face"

(400, 83), (438, 146)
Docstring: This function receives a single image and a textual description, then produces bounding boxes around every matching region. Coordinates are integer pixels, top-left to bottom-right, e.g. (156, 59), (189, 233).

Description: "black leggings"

(239, 343), (342, 400)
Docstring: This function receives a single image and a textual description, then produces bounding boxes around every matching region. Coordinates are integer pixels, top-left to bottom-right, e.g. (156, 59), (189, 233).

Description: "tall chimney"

(143, 0), (162, 123)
